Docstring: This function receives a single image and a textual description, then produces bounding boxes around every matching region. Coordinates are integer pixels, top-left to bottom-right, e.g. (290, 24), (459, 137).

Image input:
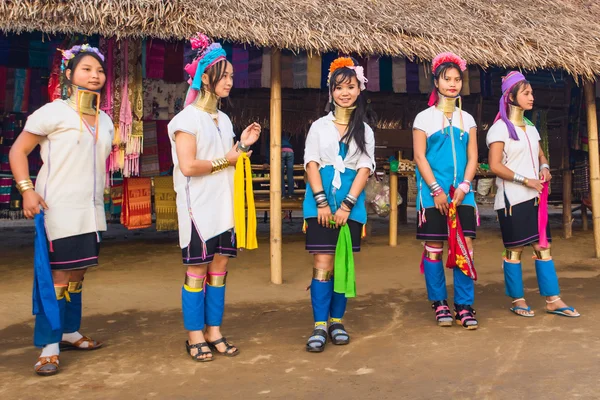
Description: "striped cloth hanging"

(248, 48), (263, 88)
(232, 45), (249, 89)
(469, 66), (481, 94)
(366, 57), (380, 92)
(406, 60), (419, 94)
(281, 51), (294, 88)
(418, 63), (431, 94)
(261, 48), (271, 88)
(293, 52), (308, 89)
(392, 57), (407, 93)
(462, 67), (471, 96)
(307, 54), (321, 89)
(379, 56), (393, 92)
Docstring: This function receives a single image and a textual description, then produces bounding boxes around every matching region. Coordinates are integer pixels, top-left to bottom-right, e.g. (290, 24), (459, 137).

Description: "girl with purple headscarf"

(487, 71), (579, 318)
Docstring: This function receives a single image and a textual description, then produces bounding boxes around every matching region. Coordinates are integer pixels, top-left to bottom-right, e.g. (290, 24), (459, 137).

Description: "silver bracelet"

(513, 173), (525, 185)
(428, 181), (441, 192)
(345, 194), (358, 204)
(237, 141), (250, 152)
(540, 163), (550, 172)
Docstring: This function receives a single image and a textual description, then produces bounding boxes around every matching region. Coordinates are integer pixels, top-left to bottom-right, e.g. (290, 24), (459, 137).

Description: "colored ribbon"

(334, 224), (356, 298)
(538, 181), (550, 248)
(446, 186), (477, 280)
(32, 212), (62, 331)
(233, 153), (257, 249)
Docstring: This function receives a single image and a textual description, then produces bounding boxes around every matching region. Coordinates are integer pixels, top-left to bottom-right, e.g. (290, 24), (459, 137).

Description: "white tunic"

(23, 100), (114, 241)
(486, 120), (541, 210)
(168, 105), (235, 248)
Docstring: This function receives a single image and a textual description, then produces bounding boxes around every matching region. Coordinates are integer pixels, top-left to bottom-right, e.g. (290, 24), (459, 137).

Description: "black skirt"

(49, 232), (100, 270)
(305, 218), (363, 254)
(416, 205), (477, 241)
(497, 197), (552, 248)
(182, 227), (237, 265)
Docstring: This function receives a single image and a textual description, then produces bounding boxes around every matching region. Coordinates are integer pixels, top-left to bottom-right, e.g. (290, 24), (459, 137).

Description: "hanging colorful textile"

(47, 42), (64, 101)
(307, 54), (322, 89)
(108, 40), (124, 181)
(29, 40), (50, 69)
(99, 38), (114, 118)
(446, 186), (477, 280)
(156, 120), (172, 173)
(232, 45), (249, 88)
(140, 121), (159, 177)
(248, 47), (263, 88)
(366, 57), (380, 92)
(333, 224), (356, 298)
(0, 66), (7, 110)
(145, 40), (165, 79)
(292, 52), (308, 89)
(261, 48), (271, 88)
(392, 57), (407, 93)
(110, 183), (123, 217)
(163, 42), (184, 83)
(281, 51), (294, 89)
(13, 68), (31, 113)
(120, 177), (152, 229)
(379, 56), (393, 92)
(233, 153), (257, 249)
(405, 60), (419, 94)
(462, 67), (471, 96)
(469, 66), (481, 94)
(5, 68), (15, 113)
(154, 176), (178, 231)
(418, 62), (432, 94)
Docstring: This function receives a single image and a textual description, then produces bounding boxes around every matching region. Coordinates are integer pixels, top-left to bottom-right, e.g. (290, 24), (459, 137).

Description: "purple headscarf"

(494, 71), (527, 141)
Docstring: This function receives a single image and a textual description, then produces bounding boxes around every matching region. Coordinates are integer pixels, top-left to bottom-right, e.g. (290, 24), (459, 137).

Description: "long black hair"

(328, 60), (375, 155)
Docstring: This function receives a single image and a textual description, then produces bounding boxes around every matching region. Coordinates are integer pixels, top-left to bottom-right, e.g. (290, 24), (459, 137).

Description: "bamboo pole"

(388, 151), (400, 246)
(583, 81), (600, 257)
(270, 49), (283, 283)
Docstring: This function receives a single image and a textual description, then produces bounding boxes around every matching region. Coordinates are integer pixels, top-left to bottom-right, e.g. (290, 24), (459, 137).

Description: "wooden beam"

(269, 49), (283, 283)
(583, 81), (600, 257)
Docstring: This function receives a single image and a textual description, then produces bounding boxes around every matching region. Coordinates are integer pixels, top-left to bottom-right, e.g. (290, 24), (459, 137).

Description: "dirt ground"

(1, 207), (599, 400)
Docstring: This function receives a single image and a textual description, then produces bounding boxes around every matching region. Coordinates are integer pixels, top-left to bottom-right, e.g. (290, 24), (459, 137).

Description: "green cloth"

(334, 224), (356, 298)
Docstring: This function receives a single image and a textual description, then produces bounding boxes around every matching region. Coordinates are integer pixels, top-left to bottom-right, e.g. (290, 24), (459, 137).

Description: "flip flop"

(546, 307), (581, 318)
(510, 306), (535, 317)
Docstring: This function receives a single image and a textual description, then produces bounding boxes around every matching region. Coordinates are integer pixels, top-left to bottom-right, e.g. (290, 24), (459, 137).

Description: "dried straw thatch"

(1, 0), (600, 77)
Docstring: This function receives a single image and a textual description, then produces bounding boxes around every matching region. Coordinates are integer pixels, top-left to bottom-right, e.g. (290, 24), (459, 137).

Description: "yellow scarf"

(233, 153), (258, 249)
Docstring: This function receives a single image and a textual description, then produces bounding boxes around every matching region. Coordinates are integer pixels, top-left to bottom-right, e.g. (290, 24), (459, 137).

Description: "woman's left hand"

(452, 189), (466, 207)
(333, 207), (350, 229)
(540, 167), (552, 183)
(241, 122), (261, 147)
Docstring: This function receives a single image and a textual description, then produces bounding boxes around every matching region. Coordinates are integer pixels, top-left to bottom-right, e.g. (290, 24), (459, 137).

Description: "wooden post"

(583, 81), (600, 257)
(582, 204), (589, 231)
(562, 80), (573, 238)
(389, 151), (401, 247)
(269, 49), (283, 283)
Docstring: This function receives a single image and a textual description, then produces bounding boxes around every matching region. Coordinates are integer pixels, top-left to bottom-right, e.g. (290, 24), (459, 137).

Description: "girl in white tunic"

(487, 71), (579, 318)
(169, 35), (260, 362)
(9, 45), (113, 376)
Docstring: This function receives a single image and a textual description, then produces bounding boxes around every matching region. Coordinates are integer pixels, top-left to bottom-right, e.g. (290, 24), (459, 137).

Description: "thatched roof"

(1, 0), (600, 78)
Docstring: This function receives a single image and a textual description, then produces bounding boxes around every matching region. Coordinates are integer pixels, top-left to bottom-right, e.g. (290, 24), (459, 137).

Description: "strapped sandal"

(546, 297), (581, 318)
(306, 327), (327, 353)
(432, 300), (454, 327)
(454, 304), (478, 330)
(59, 335), (103, 351)
(185, 341), (214, 362)
(207, 337), (240, 357)
(510, 298), (535, 317)
(34, 355), (59, 376)
(328, 323), (350, 345)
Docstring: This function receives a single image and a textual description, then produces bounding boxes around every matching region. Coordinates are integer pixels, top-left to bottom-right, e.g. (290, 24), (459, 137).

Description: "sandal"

(454, 304), (478, 330)
(432, 300), (453, 327)
(59, 335), (103, 351)
(328, 323), (350, 345)
(34, 355), (59, 376)
(185, 341), (214, 362)
(207, 337), (240, 357)
(510, 298), (535, 317)
(546, 297), (580, 318)
(306, 327), (327, 353)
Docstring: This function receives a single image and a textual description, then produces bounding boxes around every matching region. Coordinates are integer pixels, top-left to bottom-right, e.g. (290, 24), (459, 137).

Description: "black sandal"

(454, 304), (478, 330)
(207, 337), (240, 357)
(432, 300), (453, 327)
(328, 323), (350, 345)
(185, 341), (213, 362)
(306, 327), (327, 352)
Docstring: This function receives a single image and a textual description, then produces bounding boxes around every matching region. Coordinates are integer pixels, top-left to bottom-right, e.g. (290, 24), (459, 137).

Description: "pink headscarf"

(427, 52), (467, 107)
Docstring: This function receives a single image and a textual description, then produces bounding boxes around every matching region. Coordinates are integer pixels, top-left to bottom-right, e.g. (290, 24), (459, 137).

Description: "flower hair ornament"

(58, 44), (105, 73)
(184, 33), (227, 106)
(327, 57), (368, 104)
(428, 52), (467, 107)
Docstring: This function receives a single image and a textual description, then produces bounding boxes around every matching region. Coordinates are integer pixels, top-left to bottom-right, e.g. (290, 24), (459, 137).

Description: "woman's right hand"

(525, 178), (544, 193)
(434, 192), (449, 216)
(317, 205), (333, 228)
(22, 190), (48, 219)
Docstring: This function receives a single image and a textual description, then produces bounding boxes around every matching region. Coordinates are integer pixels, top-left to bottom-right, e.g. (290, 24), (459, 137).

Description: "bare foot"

(511, 298), (535, 317)
(546, 296), (579, 316)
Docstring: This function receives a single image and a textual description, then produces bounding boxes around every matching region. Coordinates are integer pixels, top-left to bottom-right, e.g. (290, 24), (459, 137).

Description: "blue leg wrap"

(423, 258), (447, 301)
(453, 266), (475, 305)
(34, 297), (65, 348)
(182, 285), (205, 331)
(535, 258), (560, 296)
(205, 283), (226, 327)
(503, 260), (525, 298)
(311, 278), (333, 323)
